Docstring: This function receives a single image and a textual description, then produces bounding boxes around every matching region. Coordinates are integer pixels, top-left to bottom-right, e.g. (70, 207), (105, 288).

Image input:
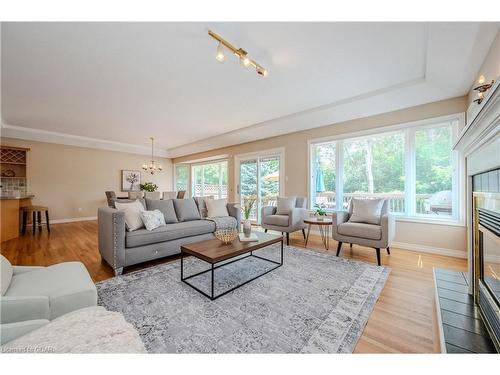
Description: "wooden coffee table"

(304, 217), (333, 250)
(180, 232), (283, 300)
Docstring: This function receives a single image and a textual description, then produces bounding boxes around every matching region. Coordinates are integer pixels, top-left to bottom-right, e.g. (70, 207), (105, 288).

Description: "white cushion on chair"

(348, 198), (385, 225)
(338, 222), (382, 240)
(276, 197), (296, 215)
(1, 255), (13, 296)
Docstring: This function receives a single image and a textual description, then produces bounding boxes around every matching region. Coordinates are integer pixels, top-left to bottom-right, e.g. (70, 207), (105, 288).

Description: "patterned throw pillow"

(139, 209), (166, 231)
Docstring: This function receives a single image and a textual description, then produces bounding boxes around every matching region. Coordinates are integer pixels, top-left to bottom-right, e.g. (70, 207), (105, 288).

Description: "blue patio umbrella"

(315, 159), (326, 193)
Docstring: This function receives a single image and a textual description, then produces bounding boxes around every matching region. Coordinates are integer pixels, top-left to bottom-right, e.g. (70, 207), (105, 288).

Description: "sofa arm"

(13, 266), (45, 275)
(226, 203), (241, 228)
(381, 213), (395, 247)
(0, 319), (50, 345)
(289, 208), (308, 229)
(98, 207), (126, 276)
(332, 210), (349, 228)
(0, 296), (50, 324)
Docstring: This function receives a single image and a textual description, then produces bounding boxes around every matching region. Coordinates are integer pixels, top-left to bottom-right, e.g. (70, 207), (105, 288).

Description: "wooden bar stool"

(21, 205), (50, 235)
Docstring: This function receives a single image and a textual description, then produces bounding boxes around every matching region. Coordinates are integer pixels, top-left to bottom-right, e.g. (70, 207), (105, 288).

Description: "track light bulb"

(241, 55), (251, 67)
(216, 42), (225, 63)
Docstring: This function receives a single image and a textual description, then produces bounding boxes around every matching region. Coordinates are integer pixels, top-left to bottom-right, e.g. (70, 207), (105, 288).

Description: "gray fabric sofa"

(98, 198), (241, 276)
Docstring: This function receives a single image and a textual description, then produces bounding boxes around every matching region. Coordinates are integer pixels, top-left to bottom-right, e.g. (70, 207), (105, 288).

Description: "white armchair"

(332, 199), (395, 266)
(261, 197), (308, 245)
(1, 255), (97, 344)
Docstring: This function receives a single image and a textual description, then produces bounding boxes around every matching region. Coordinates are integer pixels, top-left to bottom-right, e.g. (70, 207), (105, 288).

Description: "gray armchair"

(261, 197), (308, 245)
(332, 199), (395, 266)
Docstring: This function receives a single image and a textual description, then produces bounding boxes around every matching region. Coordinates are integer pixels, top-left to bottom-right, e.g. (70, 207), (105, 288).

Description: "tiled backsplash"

(0, 177), (27, 195)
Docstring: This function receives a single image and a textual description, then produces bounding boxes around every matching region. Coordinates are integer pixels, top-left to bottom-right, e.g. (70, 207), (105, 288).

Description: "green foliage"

(175, 165), (189, 191)
(242, 197), (256, 220)
(313, 203), (327, 216)
(140, 182), (158, 192)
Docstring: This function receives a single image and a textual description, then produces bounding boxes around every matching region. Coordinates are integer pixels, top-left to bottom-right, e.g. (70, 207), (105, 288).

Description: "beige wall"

(468, 30), (500, 104)
(0, 138), (172, 221)
(174, 96), (468, 255)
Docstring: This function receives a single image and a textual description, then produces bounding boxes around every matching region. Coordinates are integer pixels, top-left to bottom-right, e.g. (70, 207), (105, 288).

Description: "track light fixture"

(208, 30), (268, 78)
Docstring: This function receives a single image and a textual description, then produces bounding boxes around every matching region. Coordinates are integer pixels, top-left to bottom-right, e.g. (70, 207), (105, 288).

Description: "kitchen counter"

(0, 194), (35, 200)
(0, 195), (34, 242)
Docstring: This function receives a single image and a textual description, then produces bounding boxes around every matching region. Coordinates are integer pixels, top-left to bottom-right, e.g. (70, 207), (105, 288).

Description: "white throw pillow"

(139, 209), (166, 231)
(114, 200), (145, 231)
(1, 255), (13, 296)
(276, 197), (296, 215)
(206, 199), (229, 218)
(348, 198), (385, 225)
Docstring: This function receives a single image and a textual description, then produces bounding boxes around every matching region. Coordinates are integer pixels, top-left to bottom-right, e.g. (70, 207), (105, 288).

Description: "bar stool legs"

(21, 205), (50, 235)
(45, 210), (50, 232)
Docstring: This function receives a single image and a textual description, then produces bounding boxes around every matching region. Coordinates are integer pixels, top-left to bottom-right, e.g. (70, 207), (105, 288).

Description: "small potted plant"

(313, 203), (327, 221)
(140, 182), (158, 192)
(241, 197), (256, 237)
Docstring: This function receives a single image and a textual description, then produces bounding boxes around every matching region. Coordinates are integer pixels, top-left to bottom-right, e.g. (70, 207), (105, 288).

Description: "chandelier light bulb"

(478, 75), (485, 84)
(216, 42), (225, 63)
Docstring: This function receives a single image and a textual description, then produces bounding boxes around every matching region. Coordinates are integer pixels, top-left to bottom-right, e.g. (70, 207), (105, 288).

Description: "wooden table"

(304, 217), (333, 250)
(180, 232), (283, 300)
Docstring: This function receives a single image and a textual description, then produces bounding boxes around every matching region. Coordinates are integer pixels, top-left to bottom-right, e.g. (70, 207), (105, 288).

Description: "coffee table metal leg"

(211, 263), (215, 300)
(280, 238), (284, 265)
(305, 224), (311, 247)
(181, 251), (184, 280)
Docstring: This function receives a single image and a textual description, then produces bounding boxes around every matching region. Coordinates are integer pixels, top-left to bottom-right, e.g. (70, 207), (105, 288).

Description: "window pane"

(175, 165), (189, 192)
(240, 160), (258, 220)
(415, 125), (453, 217)
(260, 156), (280, 218)
(311, 143), (336, 209)
(191, 161), (228, 199)
(343, 132), (405, 213)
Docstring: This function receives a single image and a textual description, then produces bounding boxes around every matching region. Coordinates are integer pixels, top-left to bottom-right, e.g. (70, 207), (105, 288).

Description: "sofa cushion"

(173, 198), (201, 222)
(146, 199), (178, 223)
(263, 214), (290, 227)
(276, 197), (296, 215)
(194, 196), (214, 219)
(139, 210), (166, 231)
(337, 222), (382, 240)
(1, 255), (13, 296)
(206, 198), (229, 218)
(125, 220), (216, 247)
(114, 200), (145, 231)
(5, 262), (97, 319)
(348, 198), (385, 225)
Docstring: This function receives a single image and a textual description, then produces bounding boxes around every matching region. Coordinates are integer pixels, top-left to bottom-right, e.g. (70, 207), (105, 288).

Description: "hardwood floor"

(0, 220), (467, 353)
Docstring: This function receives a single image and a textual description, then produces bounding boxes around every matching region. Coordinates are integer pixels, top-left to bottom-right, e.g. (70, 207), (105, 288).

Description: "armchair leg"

(286, 232), (289, 246)
(350, 243), (353, 249)
(302, 228), (306, 239)
(386, 247), (390, 255)
(336, 241), (342, 257)
(375, 248), (381, 266)
(264, 229), (268, 233)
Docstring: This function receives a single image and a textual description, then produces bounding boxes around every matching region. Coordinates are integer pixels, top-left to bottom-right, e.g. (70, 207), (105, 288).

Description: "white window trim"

(307, 113), (466, 226)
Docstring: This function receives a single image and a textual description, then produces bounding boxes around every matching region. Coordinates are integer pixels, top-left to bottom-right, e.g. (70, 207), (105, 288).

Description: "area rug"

(96, 245), (390, 353)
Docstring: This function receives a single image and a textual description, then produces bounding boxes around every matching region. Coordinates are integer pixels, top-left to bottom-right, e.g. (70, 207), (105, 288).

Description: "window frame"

(307, 113), (465, 225)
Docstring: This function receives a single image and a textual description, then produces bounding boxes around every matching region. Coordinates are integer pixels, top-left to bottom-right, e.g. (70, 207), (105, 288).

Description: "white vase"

(243, 219), (252, 237)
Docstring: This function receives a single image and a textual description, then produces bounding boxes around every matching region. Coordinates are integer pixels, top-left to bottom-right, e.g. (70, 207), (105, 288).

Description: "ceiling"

(1, 22), (498, 157)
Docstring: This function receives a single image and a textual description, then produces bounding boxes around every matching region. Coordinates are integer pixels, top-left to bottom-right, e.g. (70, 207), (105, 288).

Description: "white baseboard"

(391, 241), (467, 259)
(50, 216), (97, 224)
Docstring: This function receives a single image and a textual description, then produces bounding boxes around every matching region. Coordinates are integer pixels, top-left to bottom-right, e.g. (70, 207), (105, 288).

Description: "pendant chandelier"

(142, 137), (162, 175)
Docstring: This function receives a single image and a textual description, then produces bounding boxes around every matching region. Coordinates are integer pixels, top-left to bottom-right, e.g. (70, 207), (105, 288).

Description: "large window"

(191, 160), (228, 199)
(310, 119), (459, 220)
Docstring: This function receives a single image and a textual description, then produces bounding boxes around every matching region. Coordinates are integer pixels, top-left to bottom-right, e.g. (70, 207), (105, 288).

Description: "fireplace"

(472, 169), (500, 350)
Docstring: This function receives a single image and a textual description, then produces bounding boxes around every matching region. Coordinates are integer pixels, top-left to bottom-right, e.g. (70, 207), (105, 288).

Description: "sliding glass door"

(236, 152), (283, 223)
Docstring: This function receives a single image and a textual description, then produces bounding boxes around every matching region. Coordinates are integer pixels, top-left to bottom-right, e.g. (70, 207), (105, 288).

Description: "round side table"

(303, 217), (333, 250)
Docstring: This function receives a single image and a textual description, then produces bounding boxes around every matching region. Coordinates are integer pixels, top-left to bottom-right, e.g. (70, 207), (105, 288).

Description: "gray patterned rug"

(96, 245), (390, 353)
